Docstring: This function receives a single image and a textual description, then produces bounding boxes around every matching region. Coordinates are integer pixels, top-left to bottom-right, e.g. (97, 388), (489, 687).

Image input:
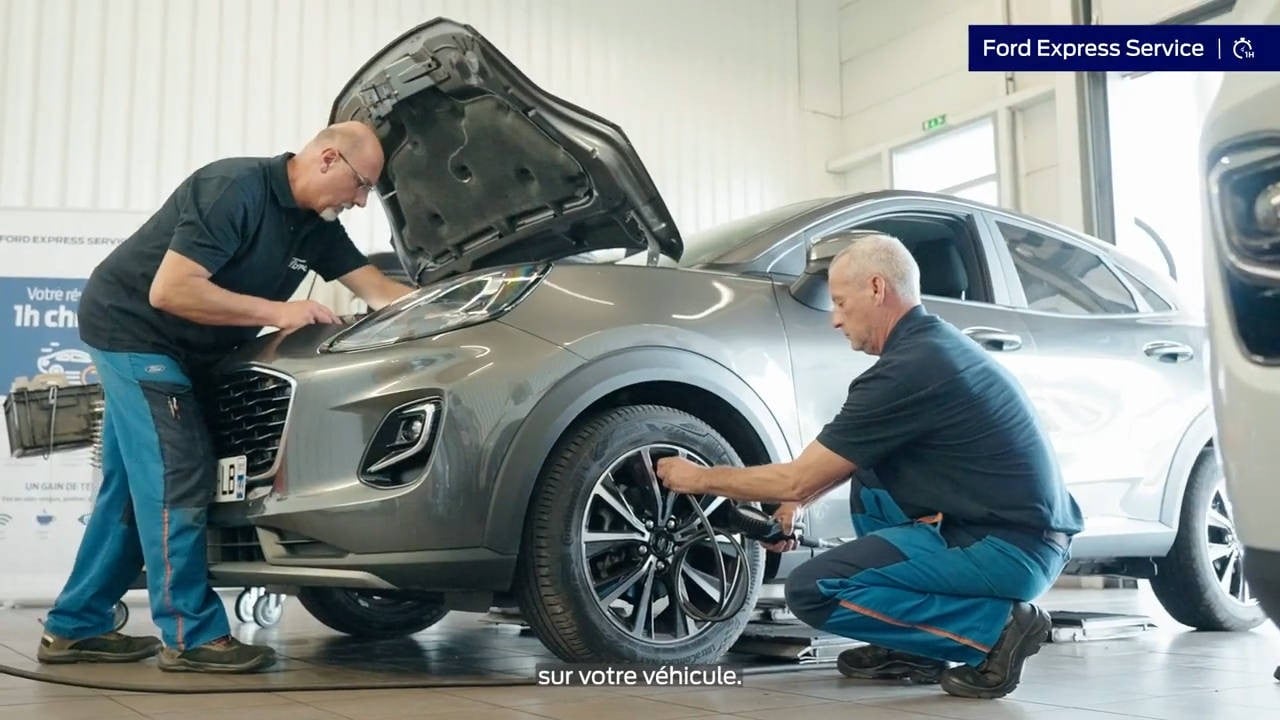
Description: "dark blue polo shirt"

(816, 305), (1084, 546)
(78, 153), (368, 373)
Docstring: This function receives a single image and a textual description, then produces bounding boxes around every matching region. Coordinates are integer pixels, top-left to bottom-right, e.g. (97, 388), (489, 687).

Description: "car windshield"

(676, 197), (832, 267)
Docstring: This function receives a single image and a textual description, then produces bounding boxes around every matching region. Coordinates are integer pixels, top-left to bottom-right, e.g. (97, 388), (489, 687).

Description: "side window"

(994, 220), (1138, 315)
(852, 214), (992, 304)
(1117, 267), (1174, 312)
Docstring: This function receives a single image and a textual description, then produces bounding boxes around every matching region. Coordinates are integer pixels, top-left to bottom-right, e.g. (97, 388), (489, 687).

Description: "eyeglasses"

(336, 151), (375, 192)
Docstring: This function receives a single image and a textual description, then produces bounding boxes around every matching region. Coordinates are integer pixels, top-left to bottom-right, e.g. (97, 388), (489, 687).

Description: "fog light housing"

(360, 399), (441, 487)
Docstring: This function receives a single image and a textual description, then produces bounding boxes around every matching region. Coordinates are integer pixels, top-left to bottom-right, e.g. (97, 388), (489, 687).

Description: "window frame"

(781, 197), (1013, 307)
(980, 210), (1149, 319)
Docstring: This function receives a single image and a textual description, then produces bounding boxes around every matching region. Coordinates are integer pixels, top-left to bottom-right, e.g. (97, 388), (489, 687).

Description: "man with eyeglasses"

(36, 121), (413, 673)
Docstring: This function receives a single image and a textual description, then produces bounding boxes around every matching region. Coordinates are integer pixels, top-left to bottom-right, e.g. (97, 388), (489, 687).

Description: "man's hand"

(338, 265), (415, 311)
(655, 457), (706, 495)
(275, 299), (341, 332)
(761, 503), (803, 553)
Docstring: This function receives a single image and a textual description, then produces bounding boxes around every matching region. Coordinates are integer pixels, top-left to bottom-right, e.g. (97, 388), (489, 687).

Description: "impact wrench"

(669, 496), (835, 623)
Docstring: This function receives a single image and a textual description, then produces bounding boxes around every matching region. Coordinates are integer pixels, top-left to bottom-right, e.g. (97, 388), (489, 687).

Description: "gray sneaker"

(157, 635), (277, 673)
(37, 630), (162, 664)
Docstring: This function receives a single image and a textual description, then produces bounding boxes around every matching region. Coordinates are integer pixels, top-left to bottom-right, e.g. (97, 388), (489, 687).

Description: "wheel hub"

(648, 530), (676, 559)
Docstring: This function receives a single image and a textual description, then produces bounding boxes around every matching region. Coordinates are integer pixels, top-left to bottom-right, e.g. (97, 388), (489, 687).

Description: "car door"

(769, 199), (1038, 542)
(979, 212), (1207, 529)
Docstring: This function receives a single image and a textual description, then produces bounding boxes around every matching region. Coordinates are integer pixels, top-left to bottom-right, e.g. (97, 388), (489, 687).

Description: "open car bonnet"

(329, 18), (683, 286)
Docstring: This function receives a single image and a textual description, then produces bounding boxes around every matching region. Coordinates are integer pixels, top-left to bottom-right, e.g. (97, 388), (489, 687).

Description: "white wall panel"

(835, 0), (1087, 230)
(1095, 0), (1221, 23)
(0, 0), (843, 254)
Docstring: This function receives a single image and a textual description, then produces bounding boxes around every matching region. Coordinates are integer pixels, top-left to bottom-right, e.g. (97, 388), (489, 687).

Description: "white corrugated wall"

(0, 0), (844, 254)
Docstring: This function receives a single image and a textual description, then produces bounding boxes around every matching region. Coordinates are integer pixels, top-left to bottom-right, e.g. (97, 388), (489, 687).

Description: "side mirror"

(803, 234), (857, 275)
(790, 230), (875, 310)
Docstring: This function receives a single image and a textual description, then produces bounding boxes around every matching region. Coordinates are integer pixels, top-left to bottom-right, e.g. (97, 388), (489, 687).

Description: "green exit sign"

(922, 114), (947, 132)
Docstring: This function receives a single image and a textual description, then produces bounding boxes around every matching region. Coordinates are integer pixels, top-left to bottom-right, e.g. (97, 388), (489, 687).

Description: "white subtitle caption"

(535, 664), (743, 687)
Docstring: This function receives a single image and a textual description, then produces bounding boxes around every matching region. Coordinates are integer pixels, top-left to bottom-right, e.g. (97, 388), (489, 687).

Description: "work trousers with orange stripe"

(784, 480), (1069, 667)
(43, 348), (229, 651)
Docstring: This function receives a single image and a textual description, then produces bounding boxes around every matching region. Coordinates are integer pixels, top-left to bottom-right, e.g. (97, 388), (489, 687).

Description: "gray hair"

(830, 231), (921, 302)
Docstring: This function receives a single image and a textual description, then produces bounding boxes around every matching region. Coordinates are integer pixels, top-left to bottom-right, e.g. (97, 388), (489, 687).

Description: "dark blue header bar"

(969, 25), (1279, 71)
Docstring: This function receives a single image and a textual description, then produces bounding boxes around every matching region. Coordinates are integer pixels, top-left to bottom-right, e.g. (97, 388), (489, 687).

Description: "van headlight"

(1209, 138), (1280, 275)
(1207, 136), (1280, 362)
(324, 263), (548, 352)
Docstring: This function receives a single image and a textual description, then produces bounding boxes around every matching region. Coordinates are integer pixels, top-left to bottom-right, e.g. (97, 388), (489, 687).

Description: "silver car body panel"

(204, 183), (1217, 592)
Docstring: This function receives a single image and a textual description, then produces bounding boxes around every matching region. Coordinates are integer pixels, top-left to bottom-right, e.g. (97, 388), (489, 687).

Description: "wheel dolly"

(109, 585), (287, 633)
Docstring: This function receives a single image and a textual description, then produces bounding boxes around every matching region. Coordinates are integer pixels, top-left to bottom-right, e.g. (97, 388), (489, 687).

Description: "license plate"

(215, 456), (247, 503)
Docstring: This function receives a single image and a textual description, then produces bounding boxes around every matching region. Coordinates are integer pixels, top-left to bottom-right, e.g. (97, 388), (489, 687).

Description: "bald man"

(657, 232), (1082, 700)
(37, 122), (413, 674)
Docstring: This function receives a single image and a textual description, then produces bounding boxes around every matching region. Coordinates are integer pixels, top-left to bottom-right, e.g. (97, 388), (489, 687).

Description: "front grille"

(207, 525), (264, 563)
(209, 368), (293, 479)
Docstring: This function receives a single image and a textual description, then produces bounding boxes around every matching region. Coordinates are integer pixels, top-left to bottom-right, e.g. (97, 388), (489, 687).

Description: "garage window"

(891, 117), (999, 204)
(995, 220), (1139, 315)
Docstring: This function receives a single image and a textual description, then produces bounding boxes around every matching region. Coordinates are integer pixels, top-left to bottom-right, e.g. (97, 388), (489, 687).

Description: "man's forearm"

(152, 277), (281, 326)
(697, 464), (806, 503)
(369, 279), (415, 310)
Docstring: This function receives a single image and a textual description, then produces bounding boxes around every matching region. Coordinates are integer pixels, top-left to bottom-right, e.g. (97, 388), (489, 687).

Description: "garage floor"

(1, 585), (1277, 720)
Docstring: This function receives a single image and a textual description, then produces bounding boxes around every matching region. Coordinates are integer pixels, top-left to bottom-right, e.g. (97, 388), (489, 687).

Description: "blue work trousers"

(43, 348), (229, 651)
(785, 474), (1069, 666)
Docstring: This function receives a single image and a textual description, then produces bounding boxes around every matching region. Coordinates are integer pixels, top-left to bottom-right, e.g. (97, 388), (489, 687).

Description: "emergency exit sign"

(922, 114), (947, 132)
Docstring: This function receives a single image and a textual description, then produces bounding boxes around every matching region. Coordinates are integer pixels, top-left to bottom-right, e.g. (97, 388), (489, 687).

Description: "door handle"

(963, 326), (1023, 352)
(1144, 340), (1194, 363)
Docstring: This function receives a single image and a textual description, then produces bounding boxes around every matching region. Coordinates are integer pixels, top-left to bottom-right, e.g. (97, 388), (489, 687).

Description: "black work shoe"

(37, 630), (162, 664)
(157, 635), (277, 673)
(837, 644), (949, 684)
(940, 602), (1051, 699)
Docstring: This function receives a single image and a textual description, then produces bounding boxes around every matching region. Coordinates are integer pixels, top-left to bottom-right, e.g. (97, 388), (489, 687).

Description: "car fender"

(1158, 405), (1216, 531)
(482, 346), (795, 555)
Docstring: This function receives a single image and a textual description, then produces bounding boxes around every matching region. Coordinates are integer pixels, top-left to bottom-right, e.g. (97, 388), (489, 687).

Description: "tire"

(515, 404), (765, 664)
(1150, 448), (1267, 631)
(296, 587), (449, 639)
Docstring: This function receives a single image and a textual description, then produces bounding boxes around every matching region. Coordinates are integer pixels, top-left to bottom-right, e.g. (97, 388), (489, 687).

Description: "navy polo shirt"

(78, 153), (369, 373)
(816, 305), (1085, 543)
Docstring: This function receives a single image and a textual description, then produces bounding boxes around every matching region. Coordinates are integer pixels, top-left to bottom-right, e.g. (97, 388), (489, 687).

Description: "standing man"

(656, 232), (1083, 700)
(36, 122), (414, 673)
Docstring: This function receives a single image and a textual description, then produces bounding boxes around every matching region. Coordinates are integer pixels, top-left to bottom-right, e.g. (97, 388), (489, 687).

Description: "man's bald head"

(288, 121), (384, 221)
(303, 121), (383, 168)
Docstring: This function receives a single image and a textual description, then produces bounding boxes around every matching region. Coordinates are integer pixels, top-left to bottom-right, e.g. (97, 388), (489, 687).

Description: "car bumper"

(202, 318), (582, 590)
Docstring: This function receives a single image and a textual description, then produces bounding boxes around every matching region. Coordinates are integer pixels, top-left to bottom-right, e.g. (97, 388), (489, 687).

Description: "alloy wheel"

(1205, 477), (1255, 607)
(578, 443), (749, 645)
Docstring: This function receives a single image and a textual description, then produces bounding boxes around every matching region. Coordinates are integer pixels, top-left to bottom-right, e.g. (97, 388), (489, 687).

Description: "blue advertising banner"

(969, 25), (1279, 72)
(0, 277), (92, 391)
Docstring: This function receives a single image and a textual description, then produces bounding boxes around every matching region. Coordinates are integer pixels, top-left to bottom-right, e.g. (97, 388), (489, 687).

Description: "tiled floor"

(1, 584), (1277, 719)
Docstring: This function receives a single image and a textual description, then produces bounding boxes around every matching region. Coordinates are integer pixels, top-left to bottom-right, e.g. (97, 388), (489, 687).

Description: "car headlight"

(324, 263), (548, 352)
(1207, 135), (1280, 362)
(1210, 137), (1280, 273)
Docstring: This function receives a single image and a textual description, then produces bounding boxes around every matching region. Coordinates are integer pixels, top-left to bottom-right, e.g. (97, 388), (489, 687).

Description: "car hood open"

(329, 18), (682, 286)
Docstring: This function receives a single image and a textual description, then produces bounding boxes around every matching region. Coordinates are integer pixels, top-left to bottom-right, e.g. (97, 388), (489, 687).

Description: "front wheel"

(515, 404), (765, 664)
(296, 587), (449, 639)
(1150, 448), (1267, 631)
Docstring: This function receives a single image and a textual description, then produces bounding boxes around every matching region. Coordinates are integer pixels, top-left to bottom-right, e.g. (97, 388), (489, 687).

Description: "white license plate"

(215, 456), (247, 503)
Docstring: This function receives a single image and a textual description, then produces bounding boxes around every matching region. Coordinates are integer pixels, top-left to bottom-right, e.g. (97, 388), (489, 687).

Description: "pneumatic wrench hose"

(669, 496), (830, 623)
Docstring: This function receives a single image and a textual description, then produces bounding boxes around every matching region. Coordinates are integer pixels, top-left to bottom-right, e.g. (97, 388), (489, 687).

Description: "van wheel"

(1150, 448), (1267, 631)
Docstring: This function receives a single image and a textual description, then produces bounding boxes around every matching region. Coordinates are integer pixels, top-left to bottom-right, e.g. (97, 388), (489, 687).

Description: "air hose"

(670, 498), (826, 623)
